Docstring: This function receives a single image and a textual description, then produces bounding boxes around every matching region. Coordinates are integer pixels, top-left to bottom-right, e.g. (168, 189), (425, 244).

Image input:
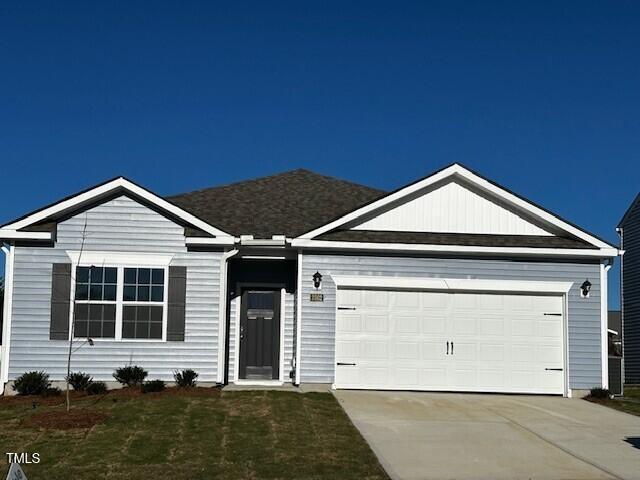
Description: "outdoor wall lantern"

(580, 279), (592, 298)
(312, 271), (323, 289)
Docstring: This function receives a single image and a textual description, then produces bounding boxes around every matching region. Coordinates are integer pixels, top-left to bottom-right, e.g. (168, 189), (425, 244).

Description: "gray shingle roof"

(168, 169), (386, 238)
(317, 230), (594, 249)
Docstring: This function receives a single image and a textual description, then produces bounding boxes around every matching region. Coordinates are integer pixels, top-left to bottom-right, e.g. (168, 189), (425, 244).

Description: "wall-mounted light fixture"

(312, 271), (323, 289)
(580, 279), (592, 298)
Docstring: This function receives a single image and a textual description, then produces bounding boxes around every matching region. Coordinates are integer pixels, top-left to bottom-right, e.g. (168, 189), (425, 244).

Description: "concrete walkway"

(334, 391), (640, 480)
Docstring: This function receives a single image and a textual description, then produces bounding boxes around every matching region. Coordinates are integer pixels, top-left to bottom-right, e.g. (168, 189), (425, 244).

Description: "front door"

(239, 289), (281, 380)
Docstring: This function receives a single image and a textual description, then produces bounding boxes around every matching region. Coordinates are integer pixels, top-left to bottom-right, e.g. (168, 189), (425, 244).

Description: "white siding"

(352, 179), (553, 235)
(7, 196), (223, 383)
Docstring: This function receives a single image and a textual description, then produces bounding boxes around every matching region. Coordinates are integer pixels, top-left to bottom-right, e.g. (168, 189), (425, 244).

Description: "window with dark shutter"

(50, 263), (72, 340)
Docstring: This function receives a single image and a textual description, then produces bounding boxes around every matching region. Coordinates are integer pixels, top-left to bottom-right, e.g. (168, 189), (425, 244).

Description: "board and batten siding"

(621, 201), (640, 384)
(7, 196), (223, 382)
(301, 253), (602, 390)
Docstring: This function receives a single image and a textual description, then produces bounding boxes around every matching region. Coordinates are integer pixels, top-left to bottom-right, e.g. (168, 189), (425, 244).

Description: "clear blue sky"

(1, 1), (638, 307)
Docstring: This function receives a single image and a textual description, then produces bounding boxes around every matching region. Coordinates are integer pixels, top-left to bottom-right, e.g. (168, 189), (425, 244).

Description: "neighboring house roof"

(618, 192), (640, 228)
(168, 169), (386, 238)
(317, 230), (594, 249)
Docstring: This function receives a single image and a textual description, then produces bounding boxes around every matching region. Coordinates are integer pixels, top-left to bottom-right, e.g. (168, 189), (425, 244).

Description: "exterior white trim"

(217, 249), (239, 384)
(279, 288), (286, 383)
(0, 230), (51, 240)
(232, 296), (241, 383)
(233, 379), (284, 387)
(331, 275), (573, 294)
(295, 251), (302, 385)
(601, 261), (611, 390)
(297, 164), (616, 251)
(0, 177), (234, 239)
(290, 239), (618, 258)
(66, 250), (175, 267)
(185, 237), (236, 246)
(1, 245), (15, 392)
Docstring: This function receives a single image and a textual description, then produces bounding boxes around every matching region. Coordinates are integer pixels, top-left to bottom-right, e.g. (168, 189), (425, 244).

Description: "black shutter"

(50, 263), (72, 340)
(167, 266), (187, 341)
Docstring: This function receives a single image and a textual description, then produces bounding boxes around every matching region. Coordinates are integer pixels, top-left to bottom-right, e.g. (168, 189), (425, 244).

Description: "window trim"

(68, 262), (170, 343)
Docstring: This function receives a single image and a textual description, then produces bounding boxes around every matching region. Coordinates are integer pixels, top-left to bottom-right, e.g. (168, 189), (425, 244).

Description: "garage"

(334, 279), (567, 395)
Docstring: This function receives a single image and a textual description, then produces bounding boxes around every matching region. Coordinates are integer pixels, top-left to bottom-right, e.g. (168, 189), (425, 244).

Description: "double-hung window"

(73, 265), (167, 341)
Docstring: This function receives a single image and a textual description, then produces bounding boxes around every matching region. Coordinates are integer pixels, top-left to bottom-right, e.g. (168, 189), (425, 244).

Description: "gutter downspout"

(294, 250), (302, 386)
(617, 227), (625, 395)
(1, 244), (14, 395)
(216, 248), (239, 385)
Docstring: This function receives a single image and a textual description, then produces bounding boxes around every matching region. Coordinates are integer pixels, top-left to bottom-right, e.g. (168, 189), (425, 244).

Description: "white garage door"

(335, 288), (565, 394)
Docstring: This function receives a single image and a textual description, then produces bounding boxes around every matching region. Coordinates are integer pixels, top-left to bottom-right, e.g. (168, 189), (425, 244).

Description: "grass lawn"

(586, 386), (640, 417)
(0, 389), (389, 480)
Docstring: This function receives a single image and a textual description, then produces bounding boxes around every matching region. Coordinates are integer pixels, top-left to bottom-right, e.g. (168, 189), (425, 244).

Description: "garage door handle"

(446, 341), (449, 355)
(451, 342), (454, 355)
(545, 368), (563, 371)
(337, 362), (356, 366)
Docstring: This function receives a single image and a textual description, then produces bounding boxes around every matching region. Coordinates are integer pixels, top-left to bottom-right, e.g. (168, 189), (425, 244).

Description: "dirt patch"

(23, 408), (109, 430)
(0, 390), (86, 407)
(107, 386), (222, 401)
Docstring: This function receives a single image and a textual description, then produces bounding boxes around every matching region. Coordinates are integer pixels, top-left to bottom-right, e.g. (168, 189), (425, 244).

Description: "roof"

(618, 192), (640, 228)
(317, 230), (595, 249)
(168, 169), (386, 238)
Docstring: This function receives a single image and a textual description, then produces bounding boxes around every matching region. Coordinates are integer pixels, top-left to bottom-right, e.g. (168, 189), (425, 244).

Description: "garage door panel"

(335, 288), (564, 394)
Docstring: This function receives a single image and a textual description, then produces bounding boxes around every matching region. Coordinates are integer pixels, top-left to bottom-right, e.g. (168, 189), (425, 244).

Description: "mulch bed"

(22, 408), (109, 430)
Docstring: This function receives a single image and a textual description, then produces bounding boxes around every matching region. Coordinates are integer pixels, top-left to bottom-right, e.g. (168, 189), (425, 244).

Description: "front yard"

(0, 389), (389, 479)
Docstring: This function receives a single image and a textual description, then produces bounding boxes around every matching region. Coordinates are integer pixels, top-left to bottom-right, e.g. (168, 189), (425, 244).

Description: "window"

(73, 265), (167, 341)
(74, 266), (117, 338)
(122, 268), (164, 340)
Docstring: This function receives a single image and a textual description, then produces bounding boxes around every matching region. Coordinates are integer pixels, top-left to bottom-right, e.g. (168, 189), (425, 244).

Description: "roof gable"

(0, 177), (234, 242)
(298, 163), (617, 250)
(349, 177), (554, 236)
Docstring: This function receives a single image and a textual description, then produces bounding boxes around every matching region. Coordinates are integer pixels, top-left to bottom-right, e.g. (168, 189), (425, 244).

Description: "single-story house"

(0, 164), (619, 396)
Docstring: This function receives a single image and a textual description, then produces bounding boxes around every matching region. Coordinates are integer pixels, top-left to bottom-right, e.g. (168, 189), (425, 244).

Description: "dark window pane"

(137, 305), (150, 321)
(89, 267), (104, 283)
(103, 304), (116, 320)
(88, 321), (102, 337)
(123, 286), (136, 302)
(123, 305), (136, 321)
(89, 304), (103, 321)
(248, 292), (274, 309)
(135, 320), (150, 339)
(104, 284), (117, 301)
(124, 268), (137, 285)
(137, 286), (150, 302)
(150, 306), (163, 322)
(104, 267), (117, 284)
(103, 321), (115, 338)
(151, 286), (163, 302)
(138, 268), (151, 284)
(74, 304), (89, 320)
(149, 322), (162, 339)
(75, 284), (89, 301)
(75, 320), (88, 337)
(152, 269), (164, 285)
(122, 321), (135, 338)
(76, 267), (89, 283)
(90, 284), (103, 301)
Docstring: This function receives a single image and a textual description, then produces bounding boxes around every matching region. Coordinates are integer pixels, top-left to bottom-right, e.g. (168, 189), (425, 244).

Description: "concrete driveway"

(334, 391), (640, 480)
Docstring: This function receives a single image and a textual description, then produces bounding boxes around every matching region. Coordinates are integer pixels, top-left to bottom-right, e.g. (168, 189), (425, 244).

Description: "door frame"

(234, 282), (286, 384)
(332, 275), (572, 396)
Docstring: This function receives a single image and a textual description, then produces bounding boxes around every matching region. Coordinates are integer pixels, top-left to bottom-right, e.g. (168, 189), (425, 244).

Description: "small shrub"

(113, 365), (148, 387)
(141, 379), (165, 394)
(174, 369), (198, 388)
(86, 381), (108, 396)
(43, 386), (62, 397)
(588, 387), (611, 399)
(66, 372), (92, 391)
(13, 371), (51, 396)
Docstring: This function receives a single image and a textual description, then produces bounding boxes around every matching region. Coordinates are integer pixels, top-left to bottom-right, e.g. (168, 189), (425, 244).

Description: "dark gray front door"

(239, 289), (281, 380)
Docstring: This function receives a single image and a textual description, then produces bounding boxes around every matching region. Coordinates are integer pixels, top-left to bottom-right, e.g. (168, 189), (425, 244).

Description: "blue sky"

(1, 2), (639, 307)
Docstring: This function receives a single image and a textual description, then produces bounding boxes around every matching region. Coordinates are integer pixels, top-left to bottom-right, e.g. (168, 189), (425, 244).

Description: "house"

(618, 195), (640, 386)
(608, 310), (623, 395)
(0, 164), (619, 397)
